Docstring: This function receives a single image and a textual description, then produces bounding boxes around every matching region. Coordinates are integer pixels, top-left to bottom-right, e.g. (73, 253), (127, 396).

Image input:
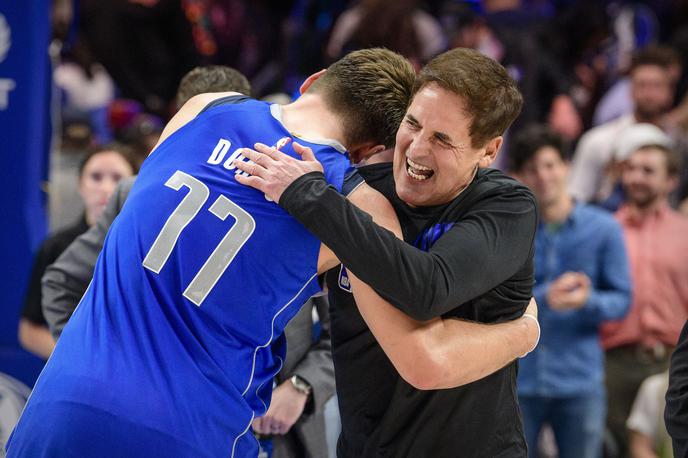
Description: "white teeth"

(406, 157), (433, 181)
(408, 169), (429, 181)
(407, 158), (432, 171)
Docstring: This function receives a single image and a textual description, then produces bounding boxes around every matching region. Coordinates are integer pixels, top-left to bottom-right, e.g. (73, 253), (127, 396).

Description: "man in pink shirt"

(602, 143), (688, 457)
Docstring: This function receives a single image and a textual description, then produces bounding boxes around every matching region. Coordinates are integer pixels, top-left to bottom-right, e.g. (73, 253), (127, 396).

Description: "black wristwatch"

(289, 375), (312, 396)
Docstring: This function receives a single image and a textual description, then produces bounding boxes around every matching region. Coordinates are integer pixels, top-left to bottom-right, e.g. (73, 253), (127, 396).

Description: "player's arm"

(343, 184), (539, 390)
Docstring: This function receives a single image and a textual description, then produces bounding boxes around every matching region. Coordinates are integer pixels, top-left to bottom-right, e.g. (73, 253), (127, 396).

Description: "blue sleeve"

(341, 167), (364, 196)
(580, 219), (632, 326)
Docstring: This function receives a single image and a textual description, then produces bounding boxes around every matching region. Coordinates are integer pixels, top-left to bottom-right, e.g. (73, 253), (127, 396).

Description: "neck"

(626, 198), (666, 220)
(633, 110), (663, 125)
(280, 94), (347, 146)
(540, 194), (574, 223)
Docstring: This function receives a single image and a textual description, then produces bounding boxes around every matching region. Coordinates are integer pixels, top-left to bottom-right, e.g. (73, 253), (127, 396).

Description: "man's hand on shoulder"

(234, 142), (324, 203)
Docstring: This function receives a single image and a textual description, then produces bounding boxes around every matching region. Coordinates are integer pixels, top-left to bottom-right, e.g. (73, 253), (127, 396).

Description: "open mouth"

(406, 157), (434, 181)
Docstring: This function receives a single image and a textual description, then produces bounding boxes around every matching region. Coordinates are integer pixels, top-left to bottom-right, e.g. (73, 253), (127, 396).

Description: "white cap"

(613, 123), (673, 161)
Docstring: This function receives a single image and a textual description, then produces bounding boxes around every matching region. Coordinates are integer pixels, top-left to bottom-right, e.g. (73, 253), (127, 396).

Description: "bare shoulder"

(348, 183), (401, 237)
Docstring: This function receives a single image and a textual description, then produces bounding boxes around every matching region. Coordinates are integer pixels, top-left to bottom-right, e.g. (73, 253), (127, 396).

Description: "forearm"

(282, 173), (536, 320)
(629, 432), (659, 458)
(290, 297), (336, 412)
(18, 319), (56, 360)
(348, 271), (536, 390)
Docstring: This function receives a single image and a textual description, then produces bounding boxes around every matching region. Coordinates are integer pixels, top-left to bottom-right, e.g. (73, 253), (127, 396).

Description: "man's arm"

(236, 144), (537, 321)
(666, 321), (688, 458)
(342, 183), (538, 389)
(42, 177), (134, 339)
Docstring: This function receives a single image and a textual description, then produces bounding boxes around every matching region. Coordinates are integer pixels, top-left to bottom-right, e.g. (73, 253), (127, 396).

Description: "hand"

(547, 272), (591, 311)
(234, 141), (324, 203)
(251, 379), (309, 436)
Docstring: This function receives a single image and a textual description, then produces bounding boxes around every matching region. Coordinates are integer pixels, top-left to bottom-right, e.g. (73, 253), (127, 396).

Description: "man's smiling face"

(393, 83), (499, 207)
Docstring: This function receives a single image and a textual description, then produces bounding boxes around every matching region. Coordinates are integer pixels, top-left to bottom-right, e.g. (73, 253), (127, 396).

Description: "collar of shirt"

(616, 202), (671, 227)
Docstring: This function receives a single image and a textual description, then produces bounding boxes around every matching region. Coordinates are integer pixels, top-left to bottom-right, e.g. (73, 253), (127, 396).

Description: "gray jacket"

(42, 176), (335, 458)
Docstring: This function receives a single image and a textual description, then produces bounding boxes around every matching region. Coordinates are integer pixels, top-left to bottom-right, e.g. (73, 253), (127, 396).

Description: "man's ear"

(478, 136), (503, 168)
(299, 69), (327, 94)
(349, 143), (386, 164)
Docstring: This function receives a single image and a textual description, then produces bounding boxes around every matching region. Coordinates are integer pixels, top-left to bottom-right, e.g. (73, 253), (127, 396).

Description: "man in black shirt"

(666, 320), (688, 458)
(239, 48), (536, 456)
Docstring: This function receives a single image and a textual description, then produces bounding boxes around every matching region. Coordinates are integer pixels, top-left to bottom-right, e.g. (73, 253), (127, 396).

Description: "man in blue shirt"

(509, 125), (632, 458)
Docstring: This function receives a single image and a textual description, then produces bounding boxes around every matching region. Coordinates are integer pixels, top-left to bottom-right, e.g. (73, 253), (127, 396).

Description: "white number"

(143, 170), (256, 306)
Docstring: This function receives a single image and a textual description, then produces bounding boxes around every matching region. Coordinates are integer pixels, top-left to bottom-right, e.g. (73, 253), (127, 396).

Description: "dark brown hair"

(79, 143), (138, 177)
(509, 124), (568, 172)
(414, 48), (523, 148)
(630, 46), (681, 74)
(634, 144), (682, 176)
(176, 66), (252, 108)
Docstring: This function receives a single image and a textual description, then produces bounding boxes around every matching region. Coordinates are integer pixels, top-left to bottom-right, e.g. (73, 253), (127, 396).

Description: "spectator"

(602, 143), (688, 457)
(627, 371), (672, 458)
(510, 125), (631, 458)
(569, 46), (679, 203)
(19, 145), (137, 360)
(597, 123), (673, 212)
(326, 0), (446, 68)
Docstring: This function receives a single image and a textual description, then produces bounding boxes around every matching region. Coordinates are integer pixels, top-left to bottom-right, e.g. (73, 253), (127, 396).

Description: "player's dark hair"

(176, 66), (252, 108)
(307, 48), (416, 149)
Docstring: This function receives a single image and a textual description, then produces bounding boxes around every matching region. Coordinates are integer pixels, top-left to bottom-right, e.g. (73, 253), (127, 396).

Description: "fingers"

(292, 142), (316, 161)
(239, 147), (272, 170)
(252, 415), (287, 435)
(252, 417), (266, 434)
(235, 172), (266, 192)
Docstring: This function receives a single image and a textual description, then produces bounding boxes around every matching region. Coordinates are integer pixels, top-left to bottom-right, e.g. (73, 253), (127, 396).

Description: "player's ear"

(300, 69), (327, 94)
(349, 143), (385, 164)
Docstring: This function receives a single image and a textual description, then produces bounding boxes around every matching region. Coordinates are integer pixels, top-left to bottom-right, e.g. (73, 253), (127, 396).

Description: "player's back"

(7, 97), (350, 458)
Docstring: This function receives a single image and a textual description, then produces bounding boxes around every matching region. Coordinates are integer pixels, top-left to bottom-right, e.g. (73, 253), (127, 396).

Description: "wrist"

(520, 314), (540, 358)
(289, 375), (312, 398)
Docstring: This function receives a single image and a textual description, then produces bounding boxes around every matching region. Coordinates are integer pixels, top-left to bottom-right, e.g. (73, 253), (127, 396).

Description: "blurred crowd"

(11, 0), (688, 457)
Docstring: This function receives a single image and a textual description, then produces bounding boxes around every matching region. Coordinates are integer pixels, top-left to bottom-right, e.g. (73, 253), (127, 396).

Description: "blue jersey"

(8, 98), (350, 458)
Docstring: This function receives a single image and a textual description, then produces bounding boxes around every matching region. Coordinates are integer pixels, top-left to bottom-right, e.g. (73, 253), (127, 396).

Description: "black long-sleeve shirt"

(666, 320), (688, 458)
(281, 164), (537, 457)
(280, 165), (537, 322)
